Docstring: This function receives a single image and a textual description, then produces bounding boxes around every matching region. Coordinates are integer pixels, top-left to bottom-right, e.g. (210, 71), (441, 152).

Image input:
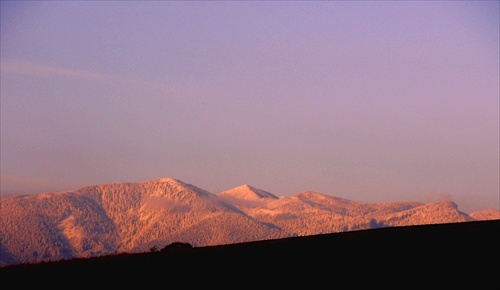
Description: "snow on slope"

(218, 184), (278, 200)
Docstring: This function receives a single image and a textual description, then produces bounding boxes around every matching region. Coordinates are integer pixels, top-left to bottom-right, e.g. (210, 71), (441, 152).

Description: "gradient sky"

(1, 1), (498, 214)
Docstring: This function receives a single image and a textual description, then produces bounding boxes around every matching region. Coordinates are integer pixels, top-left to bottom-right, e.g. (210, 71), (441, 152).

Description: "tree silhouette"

(160, 242), (193, 252)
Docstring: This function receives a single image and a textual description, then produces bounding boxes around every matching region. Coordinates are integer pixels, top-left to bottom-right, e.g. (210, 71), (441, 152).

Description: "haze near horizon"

(1, 1), (499, 214)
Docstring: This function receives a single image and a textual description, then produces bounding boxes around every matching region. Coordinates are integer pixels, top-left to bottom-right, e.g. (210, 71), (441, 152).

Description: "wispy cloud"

(423, 192), (454, 204)
(1, 59), (177, 92)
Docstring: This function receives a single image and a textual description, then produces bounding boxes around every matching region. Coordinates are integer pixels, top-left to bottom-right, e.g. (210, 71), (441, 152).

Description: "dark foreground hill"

(1, 220), (499, 290)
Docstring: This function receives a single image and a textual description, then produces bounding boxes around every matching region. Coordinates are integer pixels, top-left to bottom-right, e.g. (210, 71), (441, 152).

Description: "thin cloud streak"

(1, 59), (177, 92)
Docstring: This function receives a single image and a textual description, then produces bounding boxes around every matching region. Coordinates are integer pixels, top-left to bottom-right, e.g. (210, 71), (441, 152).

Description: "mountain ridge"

(1, 177), (497, 267)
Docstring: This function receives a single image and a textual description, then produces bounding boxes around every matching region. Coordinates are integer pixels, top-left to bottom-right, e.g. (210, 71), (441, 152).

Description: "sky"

(1, 1), (498, 214)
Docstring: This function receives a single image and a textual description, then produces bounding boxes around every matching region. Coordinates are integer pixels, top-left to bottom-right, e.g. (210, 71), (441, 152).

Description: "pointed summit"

(141, 177), (212, 199)
(158, 177), (181, 183)
(218, 184), (278, 200)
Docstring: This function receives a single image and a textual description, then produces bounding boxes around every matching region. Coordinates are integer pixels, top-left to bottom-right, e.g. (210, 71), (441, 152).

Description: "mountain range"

(1, 177), (498, 267)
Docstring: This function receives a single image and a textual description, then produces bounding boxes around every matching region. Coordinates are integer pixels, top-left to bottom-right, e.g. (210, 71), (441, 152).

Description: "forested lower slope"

(1, 220), (499, 290)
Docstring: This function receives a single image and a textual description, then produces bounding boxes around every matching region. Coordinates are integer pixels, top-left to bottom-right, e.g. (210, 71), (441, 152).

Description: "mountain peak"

(141, 177), (211, 198)
(218, 184), (278, 200)
(157, 177), (182, 184)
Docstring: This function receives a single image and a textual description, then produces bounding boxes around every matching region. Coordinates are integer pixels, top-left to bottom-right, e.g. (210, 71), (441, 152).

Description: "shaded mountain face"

(0, 177), (486, 267)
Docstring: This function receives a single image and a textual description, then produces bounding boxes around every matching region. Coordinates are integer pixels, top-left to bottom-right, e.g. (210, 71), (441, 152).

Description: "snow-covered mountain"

(0, 177), (493, 267)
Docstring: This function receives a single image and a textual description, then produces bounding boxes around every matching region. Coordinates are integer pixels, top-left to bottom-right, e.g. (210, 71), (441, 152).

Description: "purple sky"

(1, 1), (498, 213)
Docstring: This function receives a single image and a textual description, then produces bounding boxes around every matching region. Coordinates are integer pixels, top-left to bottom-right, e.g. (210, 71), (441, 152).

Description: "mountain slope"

(380, 200), (474, 226)
(237, 190), (469, 236)
(0, 191), (119, 265)
(469, 208), (500, 221)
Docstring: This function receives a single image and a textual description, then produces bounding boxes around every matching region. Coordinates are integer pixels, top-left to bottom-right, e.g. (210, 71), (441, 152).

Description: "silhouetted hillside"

(1, 220), (498, 289)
